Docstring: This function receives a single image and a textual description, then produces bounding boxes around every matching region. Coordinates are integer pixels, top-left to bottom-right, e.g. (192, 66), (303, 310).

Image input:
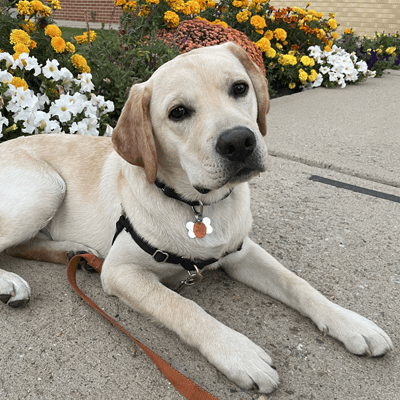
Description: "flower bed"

(0, 52), (113, 142)
(1, 0), (399, 142)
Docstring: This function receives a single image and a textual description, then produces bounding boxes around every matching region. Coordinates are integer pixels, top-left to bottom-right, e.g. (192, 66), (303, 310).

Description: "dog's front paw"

(315, 304), (393, 357)
(201, 326), (279, 393)
(0, 270), (31, 308)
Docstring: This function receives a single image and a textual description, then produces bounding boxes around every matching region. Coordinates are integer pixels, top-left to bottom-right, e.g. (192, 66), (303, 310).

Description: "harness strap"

(112, 215), (242, 272)
(67, 253), (219, 400)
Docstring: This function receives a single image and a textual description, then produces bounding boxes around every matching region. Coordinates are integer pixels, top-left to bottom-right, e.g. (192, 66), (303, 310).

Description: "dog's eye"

(169, 106), (190, 121)
(232, 83), (248, 97)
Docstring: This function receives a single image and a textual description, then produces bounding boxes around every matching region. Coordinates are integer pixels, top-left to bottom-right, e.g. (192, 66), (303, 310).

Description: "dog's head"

(112, 42), (270, 196)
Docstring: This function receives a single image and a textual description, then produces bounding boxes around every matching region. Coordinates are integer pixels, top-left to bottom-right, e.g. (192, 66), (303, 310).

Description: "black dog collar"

(112, 215), (242, 272)
(154, 178), (233, 207)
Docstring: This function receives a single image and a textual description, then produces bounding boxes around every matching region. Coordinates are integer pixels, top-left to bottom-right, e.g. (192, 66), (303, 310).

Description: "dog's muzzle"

(215, 126), (266, 184)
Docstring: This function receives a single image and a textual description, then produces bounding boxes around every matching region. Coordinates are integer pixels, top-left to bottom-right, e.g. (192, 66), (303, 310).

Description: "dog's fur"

(0, 43), (393, 393)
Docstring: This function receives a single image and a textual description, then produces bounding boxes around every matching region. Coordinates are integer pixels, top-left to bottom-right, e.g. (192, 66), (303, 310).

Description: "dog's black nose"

(216, 127), (256, 163)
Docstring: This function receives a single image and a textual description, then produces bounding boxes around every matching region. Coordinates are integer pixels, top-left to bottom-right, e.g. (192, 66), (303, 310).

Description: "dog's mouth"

(229, 167), (261, 183)
(194, 186), (211, 194)
(194, 166), (264, 194)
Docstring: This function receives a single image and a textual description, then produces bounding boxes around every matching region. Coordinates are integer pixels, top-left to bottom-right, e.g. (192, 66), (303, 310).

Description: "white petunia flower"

(0, 52), (14, 67)
(19, 53), (41, 76)
(14, 108), (37, 134)
(319, 66), (330, 75)
(5, 86), (38, 113)
(356, 60), (368, 74)
(42, 59), (61, 80)
(0, 70), (13, 84)
(311, 73), (323, 87)
(78, 73), (94, 92)
(59, 67), (74, 90)
(49, 94), (80, 123)
(70, 117), (99, 135)
(11, 53), (29, 70)
(34, 111), (61, 133)
(37, 93), (50, 108)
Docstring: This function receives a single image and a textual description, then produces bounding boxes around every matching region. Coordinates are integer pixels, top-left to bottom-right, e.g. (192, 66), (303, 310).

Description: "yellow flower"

(300, 55), (312, 66)
(265, 47), (276, 58)
(299, 69), (308, 84)
(329, 12), (335, 18)
(164, 10), (180, 28)
(264, 30), (273, 40)
(324, 45), (332, 52)
(274, 28), (287, 41)
(255, 37), (271, 52)
(115, 0), (126, 5)
(278, 54), (297, 66)
(344, 28), (353, 35)
(232, 0), (248, 7)
(44, 24), (62, 38)
(17, 0), (34, 16)
(51, 0), (61, 10)
(386, 47), (396, 55)
(30, 40), (37, 49)
(138, 4), (151, 16)
(250, 15), (267, 32)
(13, 43), (30, 54)
(10, 29), (31, 46)
(308, 69), (318, 82)
(289, 82), (296, 89)
(316, 12), (323, 18)
(210, 19), (228, 28)
(276, 43), (282, 50)
(30, 0), (44, 12)
(123, 0), (137, 11)
(236, 10), (251, 23)
(39, 5), (52, 16)
(332, 32), (338, 39)
(182, 0), (201, 15)
(166, 0), (184, 12)
(20, 19), (36, 33)
(66, 42), (75, 53)
(51, 36), (66, 53)
(11, 77), (29, 91)
(71, 54), (91, 73)
(75, 31), (97, 44)
(327, 19), (337, 30)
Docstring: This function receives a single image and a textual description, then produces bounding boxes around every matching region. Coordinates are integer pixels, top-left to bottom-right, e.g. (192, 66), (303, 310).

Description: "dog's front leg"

(221, 238), (393, 357)
(100, 234), (279, 393)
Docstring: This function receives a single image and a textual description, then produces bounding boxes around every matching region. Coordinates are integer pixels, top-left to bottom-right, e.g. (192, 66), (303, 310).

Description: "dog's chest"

(124, 187), (252, 261)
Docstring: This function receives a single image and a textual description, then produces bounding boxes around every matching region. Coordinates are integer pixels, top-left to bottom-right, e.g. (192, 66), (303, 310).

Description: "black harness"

(112, 180), (242, 272)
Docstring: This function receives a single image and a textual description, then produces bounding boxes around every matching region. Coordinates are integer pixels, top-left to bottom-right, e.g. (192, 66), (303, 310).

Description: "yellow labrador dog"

(0, 42), (393, 393)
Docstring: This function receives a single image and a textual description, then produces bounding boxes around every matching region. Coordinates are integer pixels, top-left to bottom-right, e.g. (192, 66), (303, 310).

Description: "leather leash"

(67, 253), (219, 400)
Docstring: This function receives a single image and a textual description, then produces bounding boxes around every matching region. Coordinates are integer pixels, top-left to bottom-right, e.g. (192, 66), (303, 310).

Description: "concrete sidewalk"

(1, 72), (399, 400)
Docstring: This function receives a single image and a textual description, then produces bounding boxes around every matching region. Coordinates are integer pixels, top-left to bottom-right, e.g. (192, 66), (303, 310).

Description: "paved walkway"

(1, 44), (399, 400)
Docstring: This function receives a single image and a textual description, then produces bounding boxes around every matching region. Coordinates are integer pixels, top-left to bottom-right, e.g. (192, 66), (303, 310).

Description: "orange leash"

(67, 253), (219, 400)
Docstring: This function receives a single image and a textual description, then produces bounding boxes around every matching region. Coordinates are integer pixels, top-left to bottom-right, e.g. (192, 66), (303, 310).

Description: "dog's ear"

(225, 42), (270, 136)
(112, 83), (157, 183)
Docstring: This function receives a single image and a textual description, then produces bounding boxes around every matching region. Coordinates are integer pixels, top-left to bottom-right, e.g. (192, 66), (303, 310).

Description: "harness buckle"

(153, 250), (169, 263)
(175, 265), (203, 292)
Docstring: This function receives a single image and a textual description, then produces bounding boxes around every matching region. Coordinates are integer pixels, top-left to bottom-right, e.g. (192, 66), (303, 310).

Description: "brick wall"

(54, 0), (122, 24)
(271, 0), (400, 37)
